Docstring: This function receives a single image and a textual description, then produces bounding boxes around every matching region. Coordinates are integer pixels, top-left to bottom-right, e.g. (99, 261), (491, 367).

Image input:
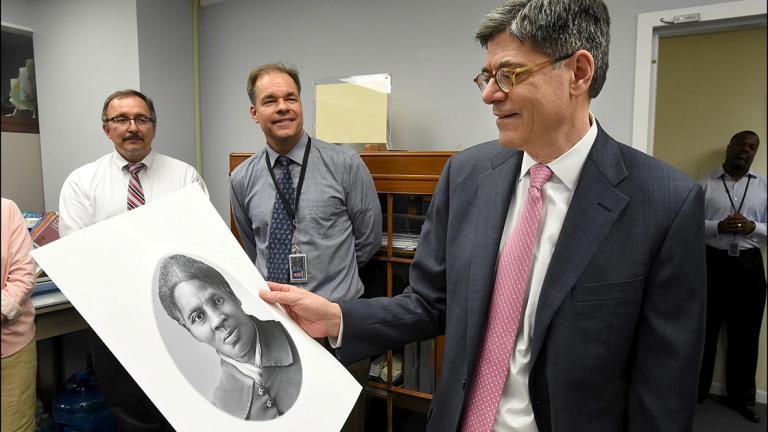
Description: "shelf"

(367, 380), (389, 391)
(365, 381), (434, 401)
(227, 150), (455, 432)
(392, 391), (432, 415)
(392, 386), (433, 400)
(365, 383), (389, 398)
(372, 253), (414, 265)
(1, 114), (39, 133)
(358, 151), (454, 432)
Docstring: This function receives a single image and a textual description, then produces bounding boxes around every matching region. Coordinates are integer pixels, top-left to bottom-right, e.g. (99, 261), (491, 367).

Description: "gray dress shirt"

(230, 133), (382, 301)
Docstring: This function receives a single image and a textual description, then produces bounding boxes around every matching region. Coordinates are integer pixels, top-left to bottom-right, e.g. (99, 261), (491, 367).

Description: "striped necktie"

(126, 162), (146, 210)
(461, 163), (553, 432)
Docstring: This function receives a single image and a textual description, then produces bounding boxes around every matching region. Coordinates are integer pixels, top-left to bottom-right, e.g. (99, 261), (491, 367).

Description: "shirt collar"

(113, 150), (156, 172)
(519, 113), (597, 190)
(264, 132), (308, 168)
(711, 165), (758, 181)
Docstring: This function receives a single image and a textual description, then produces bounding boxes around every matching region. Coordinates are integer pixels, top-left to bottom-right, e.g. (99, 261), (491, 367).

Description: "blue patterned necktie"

(267, 156), (295, 283)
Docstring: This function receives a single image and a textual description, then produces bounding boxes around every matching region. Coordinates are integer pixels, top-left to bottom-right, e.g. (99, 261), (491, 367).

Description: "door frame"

(631, 0), (766, 155)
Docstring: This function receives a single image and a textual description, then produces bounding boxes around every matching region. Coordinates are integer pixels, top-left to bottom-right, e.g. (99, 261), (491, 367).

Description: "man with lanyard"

(697, 130), (766, 423)
(229, 62), (381, 432)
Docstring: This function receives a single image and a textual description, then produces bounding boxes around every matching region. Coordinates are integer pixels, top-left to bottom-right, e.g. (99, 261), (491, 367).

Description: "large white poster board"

(31, 185), (360, 431)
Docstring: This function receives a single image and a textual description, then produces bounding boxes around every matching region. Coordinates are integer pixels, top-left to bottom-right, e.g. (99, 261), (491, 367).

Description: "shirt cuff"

(704, 220), (720, 239)
(1, 292), (22, 321)
(328, 311), (344, 348)
(747, 221), (766, 238)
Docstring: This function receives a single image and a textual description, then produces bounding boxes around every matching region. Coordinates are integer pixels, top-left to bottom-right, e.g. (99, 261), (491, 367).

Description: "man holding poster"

(259, 1), (707, 431)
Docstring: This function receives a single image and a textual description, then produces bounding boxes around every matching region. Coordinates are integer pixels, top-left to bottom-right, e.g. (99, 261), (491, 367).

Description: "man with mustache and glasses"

(157, 254), (301, 421)
(697, 131), (766, 423)
(59, 89), (207, 431)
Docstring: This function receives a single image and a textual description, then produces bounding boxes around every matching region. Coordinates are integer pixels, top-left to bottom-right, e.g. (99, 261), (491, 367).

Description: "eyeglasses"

(474, 53), (574, 93)
(105, 115), (155, 128)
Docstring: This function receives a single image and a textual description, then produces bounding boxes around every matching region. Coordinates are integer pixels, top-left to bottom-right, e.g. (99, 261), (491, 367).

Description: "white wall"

(0, 0), (33, 26)
(1, 132), (44, 212)
(1, 0), (746, 219)
(198, 0), (732, 221)
(3, 0), (139, 210)
(136, 0), (197, 168)
(1, 0), (197, 212)
(29, 0), (141, 211)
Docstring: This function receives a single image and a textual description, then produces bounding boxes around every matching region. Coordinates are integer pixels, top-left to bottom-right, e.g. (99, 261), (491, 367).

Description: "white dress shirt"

(494, 118), (597, 432)
(59, 150), (208, 236)
(699, 167), (767, 250)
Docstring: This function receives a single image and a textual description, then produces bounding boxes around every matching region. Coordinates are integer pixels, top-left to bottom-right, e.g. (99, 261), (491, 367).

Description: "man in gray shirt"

(229, 62), (381, 432)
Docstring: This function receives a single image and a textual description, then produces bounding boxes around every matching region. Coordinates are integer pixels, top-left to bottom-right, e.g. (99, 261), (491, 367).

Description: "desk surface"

(33, 290), (70, 313)
(32, 285), (88, 340)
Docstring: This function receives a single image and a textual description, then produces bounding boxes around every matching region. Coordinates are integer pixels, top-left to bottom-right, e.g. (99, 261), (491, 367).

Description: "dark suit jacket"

(340, 125), (706, 431)
(212, 316), (302, 420)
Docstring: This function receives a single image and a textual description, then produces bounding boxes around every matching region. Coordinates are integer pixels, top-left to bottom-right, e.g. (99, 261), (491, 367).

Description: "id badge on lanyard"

(267, 138), (312, 284)
(721, 176), (751, 258)
(728, 239), (740, 257)
(289, 232), (308, 283)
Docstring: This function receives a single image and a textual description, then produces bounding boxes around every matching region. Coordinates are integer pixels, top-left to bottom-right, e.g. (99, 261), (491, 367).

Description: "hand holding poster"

(31, 185), (360, 431)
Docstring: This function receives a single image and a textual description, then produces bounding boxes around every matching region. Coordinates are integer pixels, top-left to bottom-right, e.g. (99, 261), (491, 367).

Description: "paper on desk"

(31, 185), (360, 432)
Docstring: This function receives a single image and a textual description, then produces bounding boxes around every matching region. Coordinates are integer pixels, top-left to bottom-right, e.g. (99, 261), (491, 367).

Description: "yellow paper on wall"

(316, 82), (388, 144)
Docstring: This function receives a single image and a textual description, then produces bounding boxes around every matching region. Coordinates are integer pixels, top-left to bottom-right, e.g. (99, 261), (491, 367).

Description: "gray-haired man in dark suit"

(260, 1), (706, 431)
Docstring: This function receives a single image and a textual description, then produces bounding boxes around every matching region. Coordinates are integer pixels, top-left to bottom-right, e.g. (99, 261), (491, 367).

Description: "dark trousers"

(89, 330), (175, 432)
(320, 338), (370, 432)
(698, 246), (766, 405)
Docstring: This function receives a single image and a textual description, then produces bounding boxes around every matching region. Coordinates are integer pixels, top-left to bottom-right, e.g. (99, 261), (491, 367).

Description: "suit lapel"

(466, 146), (521, 377)
(530, 127), (630, 364)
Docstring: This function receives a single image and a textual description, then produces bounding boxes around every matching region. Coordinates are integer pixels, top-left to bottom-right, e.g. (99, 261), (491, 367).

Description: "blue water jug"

(52, 370), (116, 432)
(34, 399), (56, 432)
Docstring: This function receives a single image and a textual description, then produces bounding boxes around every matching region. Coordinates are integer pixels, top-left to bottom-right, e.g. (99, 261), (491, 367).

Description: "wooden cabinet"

(358, 151), (453, 432)
(228, 150), (454, 432)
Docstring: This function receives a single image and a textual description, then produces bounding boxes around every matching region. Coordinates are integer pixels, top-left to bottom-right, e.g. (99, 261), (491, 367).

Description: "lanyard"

(721, 175), (751, 214)
(265, 137), (311, 226)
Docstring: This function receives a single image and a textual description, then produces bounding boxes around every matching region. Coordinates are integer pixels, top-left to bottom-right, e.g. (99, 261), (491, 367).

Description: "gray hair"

(157, 254), (237, 327)
(476, 0), (610, 98)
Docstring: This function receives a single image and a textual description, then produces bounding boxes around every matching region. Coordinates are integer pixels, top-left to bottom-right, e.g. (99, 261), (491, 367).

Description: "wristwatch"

(747, 220), (757, 234)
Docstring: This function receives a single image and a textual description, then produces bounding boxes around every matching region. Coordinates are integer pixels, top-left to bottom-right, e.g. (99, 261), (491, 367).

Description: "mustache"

(123, 133), (143, 142)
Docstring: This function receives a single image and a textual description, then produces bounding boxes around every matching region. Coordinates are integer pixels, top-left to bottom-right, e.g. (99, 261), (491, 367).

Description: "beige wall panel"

(654, 27), (767, 397)
(1, 131), (44, 212)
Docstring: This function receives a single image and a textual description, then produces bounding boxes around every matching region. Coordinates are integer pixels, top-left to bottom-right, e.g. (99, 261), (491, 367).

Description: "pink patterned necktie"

(126, 162), (146, 210)
(461, 163), (553, 432)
